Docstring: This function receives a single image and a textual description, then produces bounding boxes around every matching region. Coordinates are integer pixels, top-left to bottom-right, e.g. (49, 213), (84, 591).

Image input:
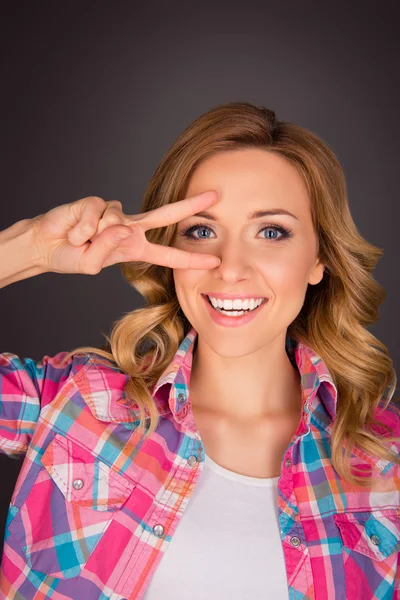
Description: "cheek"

(172, 270), (203, 325)
(172, 270), (202, 300)
(257, 254), (308, 285)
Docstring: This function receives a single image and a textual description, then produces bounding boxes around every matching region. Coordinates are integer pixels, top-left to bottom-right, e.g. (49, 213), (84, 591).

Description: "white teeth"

(207, 296), (265, 311)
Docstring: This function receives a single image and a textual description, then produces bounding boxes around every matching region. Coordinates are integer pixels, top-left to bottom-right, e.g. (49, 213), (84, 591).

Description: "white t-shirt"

(143, 452), (289, 599)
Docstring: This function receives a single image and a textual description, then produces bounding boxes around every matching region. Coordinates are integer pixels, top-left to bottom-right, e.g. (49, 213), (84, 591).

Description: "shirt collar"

(151, 326), (338, 428)
(113, 326), (396, 476)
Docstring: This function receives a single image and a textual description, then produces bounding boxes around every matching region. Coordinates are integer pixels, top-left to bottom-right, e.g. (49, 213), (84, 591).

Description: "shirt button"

(72, 478), (84, 490)
(285, 458), (291, 468)
(370, 534), (380, 546)
(290, 536), (301, 548)
(153, 524), (164, 537)
(187, 455), (198, 466)
(177, 393), (186, 403)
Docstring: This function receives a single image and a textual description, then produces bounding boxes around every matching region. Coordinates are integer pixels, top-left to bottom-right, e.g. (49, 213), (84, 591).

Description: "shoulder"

(63, 352), (134, 424)
(65, 351), (129, 392)
(72, 351), (130, 388)
(0, 351), (93, 404)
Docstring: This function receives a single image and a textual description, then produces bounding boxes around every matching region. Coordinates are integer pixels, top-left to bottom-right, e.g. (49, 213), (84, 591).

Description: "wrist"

(0, 217), (49, 288)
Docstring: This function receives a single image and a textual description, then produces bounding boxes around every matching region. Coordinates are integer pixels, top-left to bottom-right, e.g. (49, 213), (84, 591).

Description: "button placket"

(280, 454), (304, 548)
(153, 391), (198, 544)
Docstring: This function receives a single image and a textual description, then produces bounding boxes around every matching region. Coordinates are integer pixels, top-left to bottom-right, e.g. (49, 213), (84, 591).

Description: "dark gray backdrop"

(1, 1), (399, 556)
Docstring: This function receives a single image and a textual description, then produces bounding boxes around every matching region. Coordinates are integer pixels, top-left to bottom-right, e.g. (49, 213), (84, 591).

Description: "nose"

(210, 243), (253, 282)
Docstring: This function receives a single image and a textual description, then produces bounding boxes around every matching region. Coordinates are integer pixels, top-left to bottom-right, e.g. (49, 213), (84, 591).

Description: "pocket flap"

(334, 511), (400, 561)
(41, 433), (135, 511)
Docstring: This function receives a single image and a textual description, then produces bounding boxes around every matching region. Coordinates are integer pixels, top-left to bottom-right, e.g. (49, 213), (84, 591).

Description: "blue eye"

(179, 222), (292, 242)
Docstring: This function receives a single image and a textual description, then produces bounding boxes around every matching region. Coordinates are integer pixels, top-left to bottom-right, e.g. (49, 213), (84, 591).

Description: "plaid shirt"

(0, 326), (399, 600)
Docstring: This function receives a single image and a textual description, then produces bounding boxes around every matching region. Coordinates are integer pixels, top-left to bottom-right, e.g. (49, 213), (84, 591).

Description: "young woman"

(0, 102), (399, 600)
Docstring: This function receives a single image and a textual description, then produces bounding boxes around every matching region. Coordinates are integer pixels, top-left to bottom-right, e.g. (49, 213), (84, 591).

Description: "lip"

(201, 294), (268, 327)
(203, 292), (267, 300)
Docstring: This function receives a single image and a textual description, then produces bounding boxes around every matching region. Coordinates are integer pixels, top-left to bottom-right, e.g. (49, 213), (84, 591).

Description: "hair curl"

(62, 101), (399, 487)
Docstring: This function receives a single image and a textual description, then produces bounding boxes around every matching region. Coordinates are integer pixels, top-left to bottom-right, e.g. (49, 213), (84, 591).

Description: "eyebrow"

(191, 208), (299, 221)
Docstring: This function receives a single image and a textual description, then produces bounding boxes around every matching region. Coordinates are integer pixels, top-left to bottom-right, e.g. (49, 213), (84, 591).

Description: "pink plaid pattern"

(0, 326), (399, 599)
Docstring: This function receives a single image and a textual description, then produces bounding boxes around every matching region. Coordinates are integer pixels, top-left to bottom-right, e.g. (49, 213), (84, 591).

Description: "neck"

(189, 334), (303, 422)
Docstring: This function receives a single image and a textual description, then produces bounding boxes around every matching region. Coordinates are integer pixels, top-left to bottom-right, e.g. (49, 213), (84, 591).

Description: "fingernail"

(208, 258), (221, 267)
(116, 230), (132, 241)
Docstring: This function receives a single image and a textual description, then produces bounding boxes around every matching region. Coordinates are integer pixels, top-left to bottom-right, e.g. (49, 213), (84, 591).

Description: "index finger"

(126, 190), (219, 231)
(142, 241), (221, 270)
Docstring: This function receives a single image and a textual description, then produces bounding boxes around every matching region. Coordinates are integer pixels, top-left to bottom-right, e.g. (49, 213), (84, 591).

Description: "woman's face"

(170, 148), (325, 358)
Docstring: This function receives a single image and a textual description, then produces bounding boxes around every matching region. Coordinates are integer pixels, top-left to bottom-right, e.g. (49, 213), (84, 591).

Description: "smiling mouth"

(203, 295), (268, 314)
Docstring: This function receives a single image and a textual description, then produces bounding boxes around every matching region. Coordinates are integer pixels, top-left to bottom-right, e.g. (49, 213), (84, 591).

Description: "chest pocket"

(8, 432), (135, 579)
(334, 510), (400, 599)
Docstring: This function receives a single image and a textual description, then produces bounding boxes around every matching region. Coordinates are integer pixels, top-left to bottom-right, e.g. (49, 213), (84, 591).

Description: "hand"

(30, 191), (221, 274)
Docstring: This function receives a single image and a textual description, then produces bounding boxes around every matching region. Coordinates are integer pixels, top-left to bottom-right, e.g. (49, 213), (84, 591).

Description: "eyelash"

(179, 222), (293, 242)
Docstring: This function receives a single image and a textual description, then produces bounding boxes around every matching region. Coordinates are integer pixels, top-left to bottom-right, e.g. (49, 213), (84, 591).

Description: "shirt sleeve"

(0, 351), (90, 458)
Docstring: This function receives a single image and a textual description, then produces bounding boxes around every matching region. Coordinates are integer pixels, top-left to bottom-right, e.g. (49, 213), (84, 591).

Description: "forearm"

(0, 218), (47, 289)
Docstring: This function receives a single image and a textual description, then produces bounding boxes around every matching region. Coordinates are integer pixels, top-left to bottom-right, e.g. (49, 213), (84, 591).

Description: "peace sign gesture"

(30, 191), (221, 275)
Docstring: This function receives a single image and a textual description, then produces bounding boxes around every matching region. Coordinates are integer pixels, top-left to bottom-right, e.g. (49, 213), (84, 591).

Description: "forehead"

(186, 148), (311, 218)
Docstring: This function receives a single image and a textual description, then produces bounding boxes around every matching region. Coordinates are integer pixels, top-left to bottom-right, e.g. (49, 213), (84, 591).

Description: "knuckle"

(102, 202), (124, 224)
(107, 200), (123, 209)
(86, 196), (107, 213)
(87, 195), (106, 206)
(103, 213), (121, 224)
(80, 221), (95, 234)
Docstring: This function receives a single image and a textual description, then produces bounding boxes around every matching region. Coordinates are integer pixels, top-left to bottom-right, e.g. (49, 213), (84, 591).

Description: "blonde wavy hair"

(62, 101), (400, 487)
